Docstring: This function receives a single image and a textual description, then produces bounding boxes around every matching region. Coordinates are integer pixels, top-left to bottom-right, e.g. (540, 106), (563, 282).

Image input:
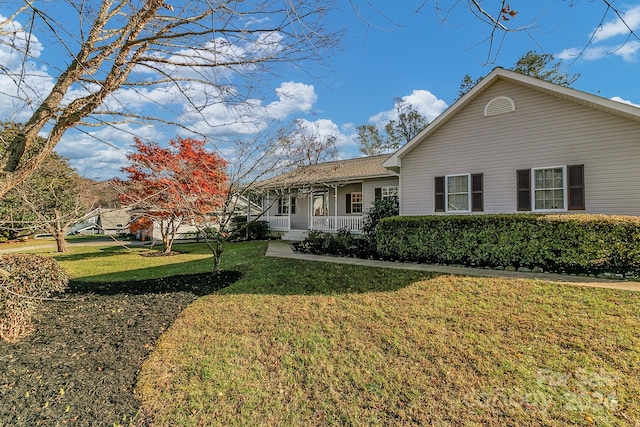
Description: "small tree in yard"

(116, 137), (229, 256)
(362, 197), (399, 243)
(1, 153), (95, 252)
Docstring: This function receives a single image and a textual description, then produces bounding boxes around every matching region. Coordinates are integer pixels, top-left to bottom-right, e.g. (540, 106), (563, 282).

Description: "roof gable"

(383, 67), (640, 170)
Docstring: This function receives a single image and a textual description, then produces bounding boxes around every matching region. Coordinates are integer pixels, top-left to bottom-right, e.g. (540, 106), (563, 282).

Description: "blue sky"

(1, 1), (639, 180)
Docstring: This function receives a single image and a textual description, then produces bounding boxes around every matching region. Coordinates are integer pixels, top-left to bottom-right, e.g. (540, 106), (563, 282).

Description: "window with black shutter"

(517, 169), (531, 211)
(471, 173), (484, 212)
(435, 176), (445, 212)
(567, 164), (585, 210)
(374, 188), (382, 201)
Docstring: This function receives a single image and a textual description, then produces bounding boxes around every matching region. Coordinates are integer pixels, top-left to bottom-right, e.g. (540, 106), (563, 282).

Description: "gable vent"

(484, 96), (515, 116)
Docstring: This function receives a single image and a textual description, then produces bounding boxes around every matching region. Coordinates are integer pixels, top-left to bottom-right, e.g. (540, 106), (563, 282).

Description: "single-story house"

(253, 155), (399, 237)
(383, 67), (640, 216)
(69, 208), (134, 235)
(135, 194), (263, 242)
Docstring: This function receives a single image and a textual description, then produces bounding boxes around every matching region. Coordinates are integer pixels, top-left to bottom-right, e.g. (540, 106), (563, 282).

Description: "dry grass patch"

(137, 274), (640, 426)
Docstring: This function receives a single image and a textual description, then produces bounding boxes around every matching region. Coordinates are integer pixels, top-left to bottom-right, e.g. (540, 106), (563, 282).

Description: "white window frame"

(381, 186), (398, 199)
(277, 196), (289, 215)
(445, 173), (471, 213)
(351, 192), (363, 214)
(532, 165), (567, 212)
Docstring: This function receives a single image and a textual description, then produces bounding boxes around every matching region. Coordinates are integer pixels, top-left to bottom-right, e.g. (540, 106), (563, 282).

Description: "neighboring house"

(253, 155), (399, 236)
(138, 194), (263, 242)
(96, 208), (134, 235)
(69, 208), (133, 235)
(383, 67), (640, 216)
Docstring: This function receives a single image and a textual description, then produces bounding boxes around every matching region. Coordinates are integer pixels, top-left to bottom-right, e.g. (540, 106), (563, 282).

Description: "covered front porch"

(250, 183), (365, 233)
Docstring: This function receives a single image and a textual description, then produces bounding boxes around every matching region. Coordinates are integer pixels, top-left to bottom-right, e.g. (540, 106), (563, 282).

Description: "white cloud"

(55, 124), (166, 180)
(369, 89), (447, 125)
(266, 82), (317, 119)
(179, 81), (318, 138)
(611, 96), (640, 108)
(558, 42), (640, 62)
(295, 118), (352, 149)
(559, 5), (640, 63)
(592, 5), (640, 43)
(613, 40), (640, 61)
(0, 15), (54, 120)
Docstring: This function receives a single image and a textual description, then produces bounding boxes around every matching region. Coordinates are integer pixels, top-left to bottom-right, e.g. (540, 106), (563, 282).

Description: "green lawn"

(53, 243), (216, 282)
(43, 241), (640, 425)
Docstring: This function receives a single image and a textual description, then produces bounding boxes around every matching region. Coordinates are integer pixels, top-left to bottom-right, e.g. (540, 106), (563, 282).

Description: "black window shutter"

(567, 164), (585, 210)
(435, 176), (445, 212)
(517, 169), (531, 211)
(471, 173), (484, 212)
(374, 188), (382, 201)
(290, 197), (296, 214)
(345, 193), (351, 214)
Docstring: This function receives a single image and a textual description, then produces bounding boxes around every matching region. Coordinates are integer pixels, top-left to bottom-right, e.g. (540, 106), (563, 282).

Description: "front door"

(310, 192), (328, 229)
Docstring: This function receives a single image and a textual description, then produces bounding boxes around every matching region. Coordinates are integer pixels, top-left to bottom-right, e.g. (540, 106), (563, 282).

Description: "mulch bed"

(0, 271), (240, 426)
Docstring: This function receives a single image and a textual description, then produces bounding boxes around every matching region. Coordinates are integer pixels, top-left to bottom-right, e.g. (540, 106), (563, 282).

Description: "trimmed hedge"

(229, 216), (270, 241)
(292, 230), (375, 258)
(376, 214), (640, 277)
(0, 254), (69, 342)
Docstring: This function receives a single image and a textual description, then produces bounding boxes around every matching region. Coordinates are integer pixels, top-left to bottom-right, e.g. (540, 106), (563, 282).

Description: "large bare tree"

(0, 0), (339, 198)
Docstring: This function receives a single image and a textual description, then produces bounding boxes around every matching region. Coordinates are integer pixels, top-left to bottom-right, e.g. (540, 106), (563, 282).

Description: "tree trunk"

(212, 240), (224, 273)
(163, 236), (174, 254)
(54, 231), (67, 253)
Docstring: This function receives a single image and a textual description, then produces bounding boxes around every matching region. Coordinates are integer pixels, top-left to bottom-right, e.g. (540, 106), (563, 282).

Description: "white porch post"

(333, 184), (338, 231)
(309, 194), (313, 231)
(266, 192), (270, 224)
(288, 190), (291, 231)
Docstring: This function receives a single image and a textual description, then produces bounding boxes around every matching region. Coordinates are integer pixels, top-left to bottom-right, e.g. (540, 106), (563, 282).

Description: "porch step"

(280, 230), (309, 241)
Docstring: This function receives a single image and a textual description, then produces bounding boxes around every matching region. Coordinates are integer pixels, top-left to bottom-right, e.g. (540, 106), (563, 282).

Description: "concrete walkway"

(266, 240), (640, 292)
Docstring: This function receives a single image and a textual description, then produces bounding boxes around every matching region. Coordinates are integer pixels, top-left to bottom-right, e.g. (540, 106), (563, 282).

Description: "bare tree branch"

(0, 0), (340, 197)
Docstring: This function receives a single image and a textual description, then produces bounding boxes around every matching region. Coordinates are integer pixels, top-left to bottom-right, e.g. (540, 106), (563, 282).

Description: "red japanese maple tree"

(117, 137), (229, 254)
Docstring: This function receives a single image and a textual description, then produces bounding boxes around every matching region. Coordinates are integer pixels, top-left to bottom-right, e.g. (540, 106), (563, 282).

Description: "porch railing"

(248, 215), (363, 232)
(248, 215), (290, 231)
(311, 216), (363, 233)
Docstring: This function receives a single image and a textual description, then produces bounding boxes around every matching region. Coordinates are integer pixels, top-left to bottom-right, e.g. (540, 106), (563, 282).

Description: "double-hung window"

(374, 186), (399, 201)
(350, 192), (363, 213)
(277, 197), (289, 215)
(446, 174), (471, 212)
(533, 166), (566, 211)
(381, 186), (398, 199)
(517, 165), (584, 212)
(435, 173), (483, 213)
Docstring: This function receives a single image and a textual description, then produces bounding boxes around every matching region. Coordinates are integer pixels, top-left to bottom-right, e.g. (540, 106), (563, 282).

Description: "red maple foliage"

(116, 137), (229, 252)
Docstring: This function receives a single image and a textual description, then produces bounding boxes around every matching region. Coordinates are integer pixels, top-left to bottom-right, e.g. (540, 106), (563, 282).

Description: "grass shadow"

(217, 256), (439, 296)
(68, 270), (242, 297)
(53, 245), (142, 262)
(53, 240), (436, 297)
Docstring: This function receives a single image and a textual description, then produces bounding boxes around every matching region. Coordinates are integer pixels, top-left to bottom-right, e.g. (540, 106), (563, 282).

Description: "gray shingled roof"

(257, 154), (394, 189)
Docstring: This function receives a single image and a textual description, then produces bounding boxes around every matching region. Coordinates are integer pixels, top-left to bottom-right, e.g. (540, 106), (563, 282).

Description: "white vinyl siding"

(400, 79), (640, 216)
(363, 177), (399, 211)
